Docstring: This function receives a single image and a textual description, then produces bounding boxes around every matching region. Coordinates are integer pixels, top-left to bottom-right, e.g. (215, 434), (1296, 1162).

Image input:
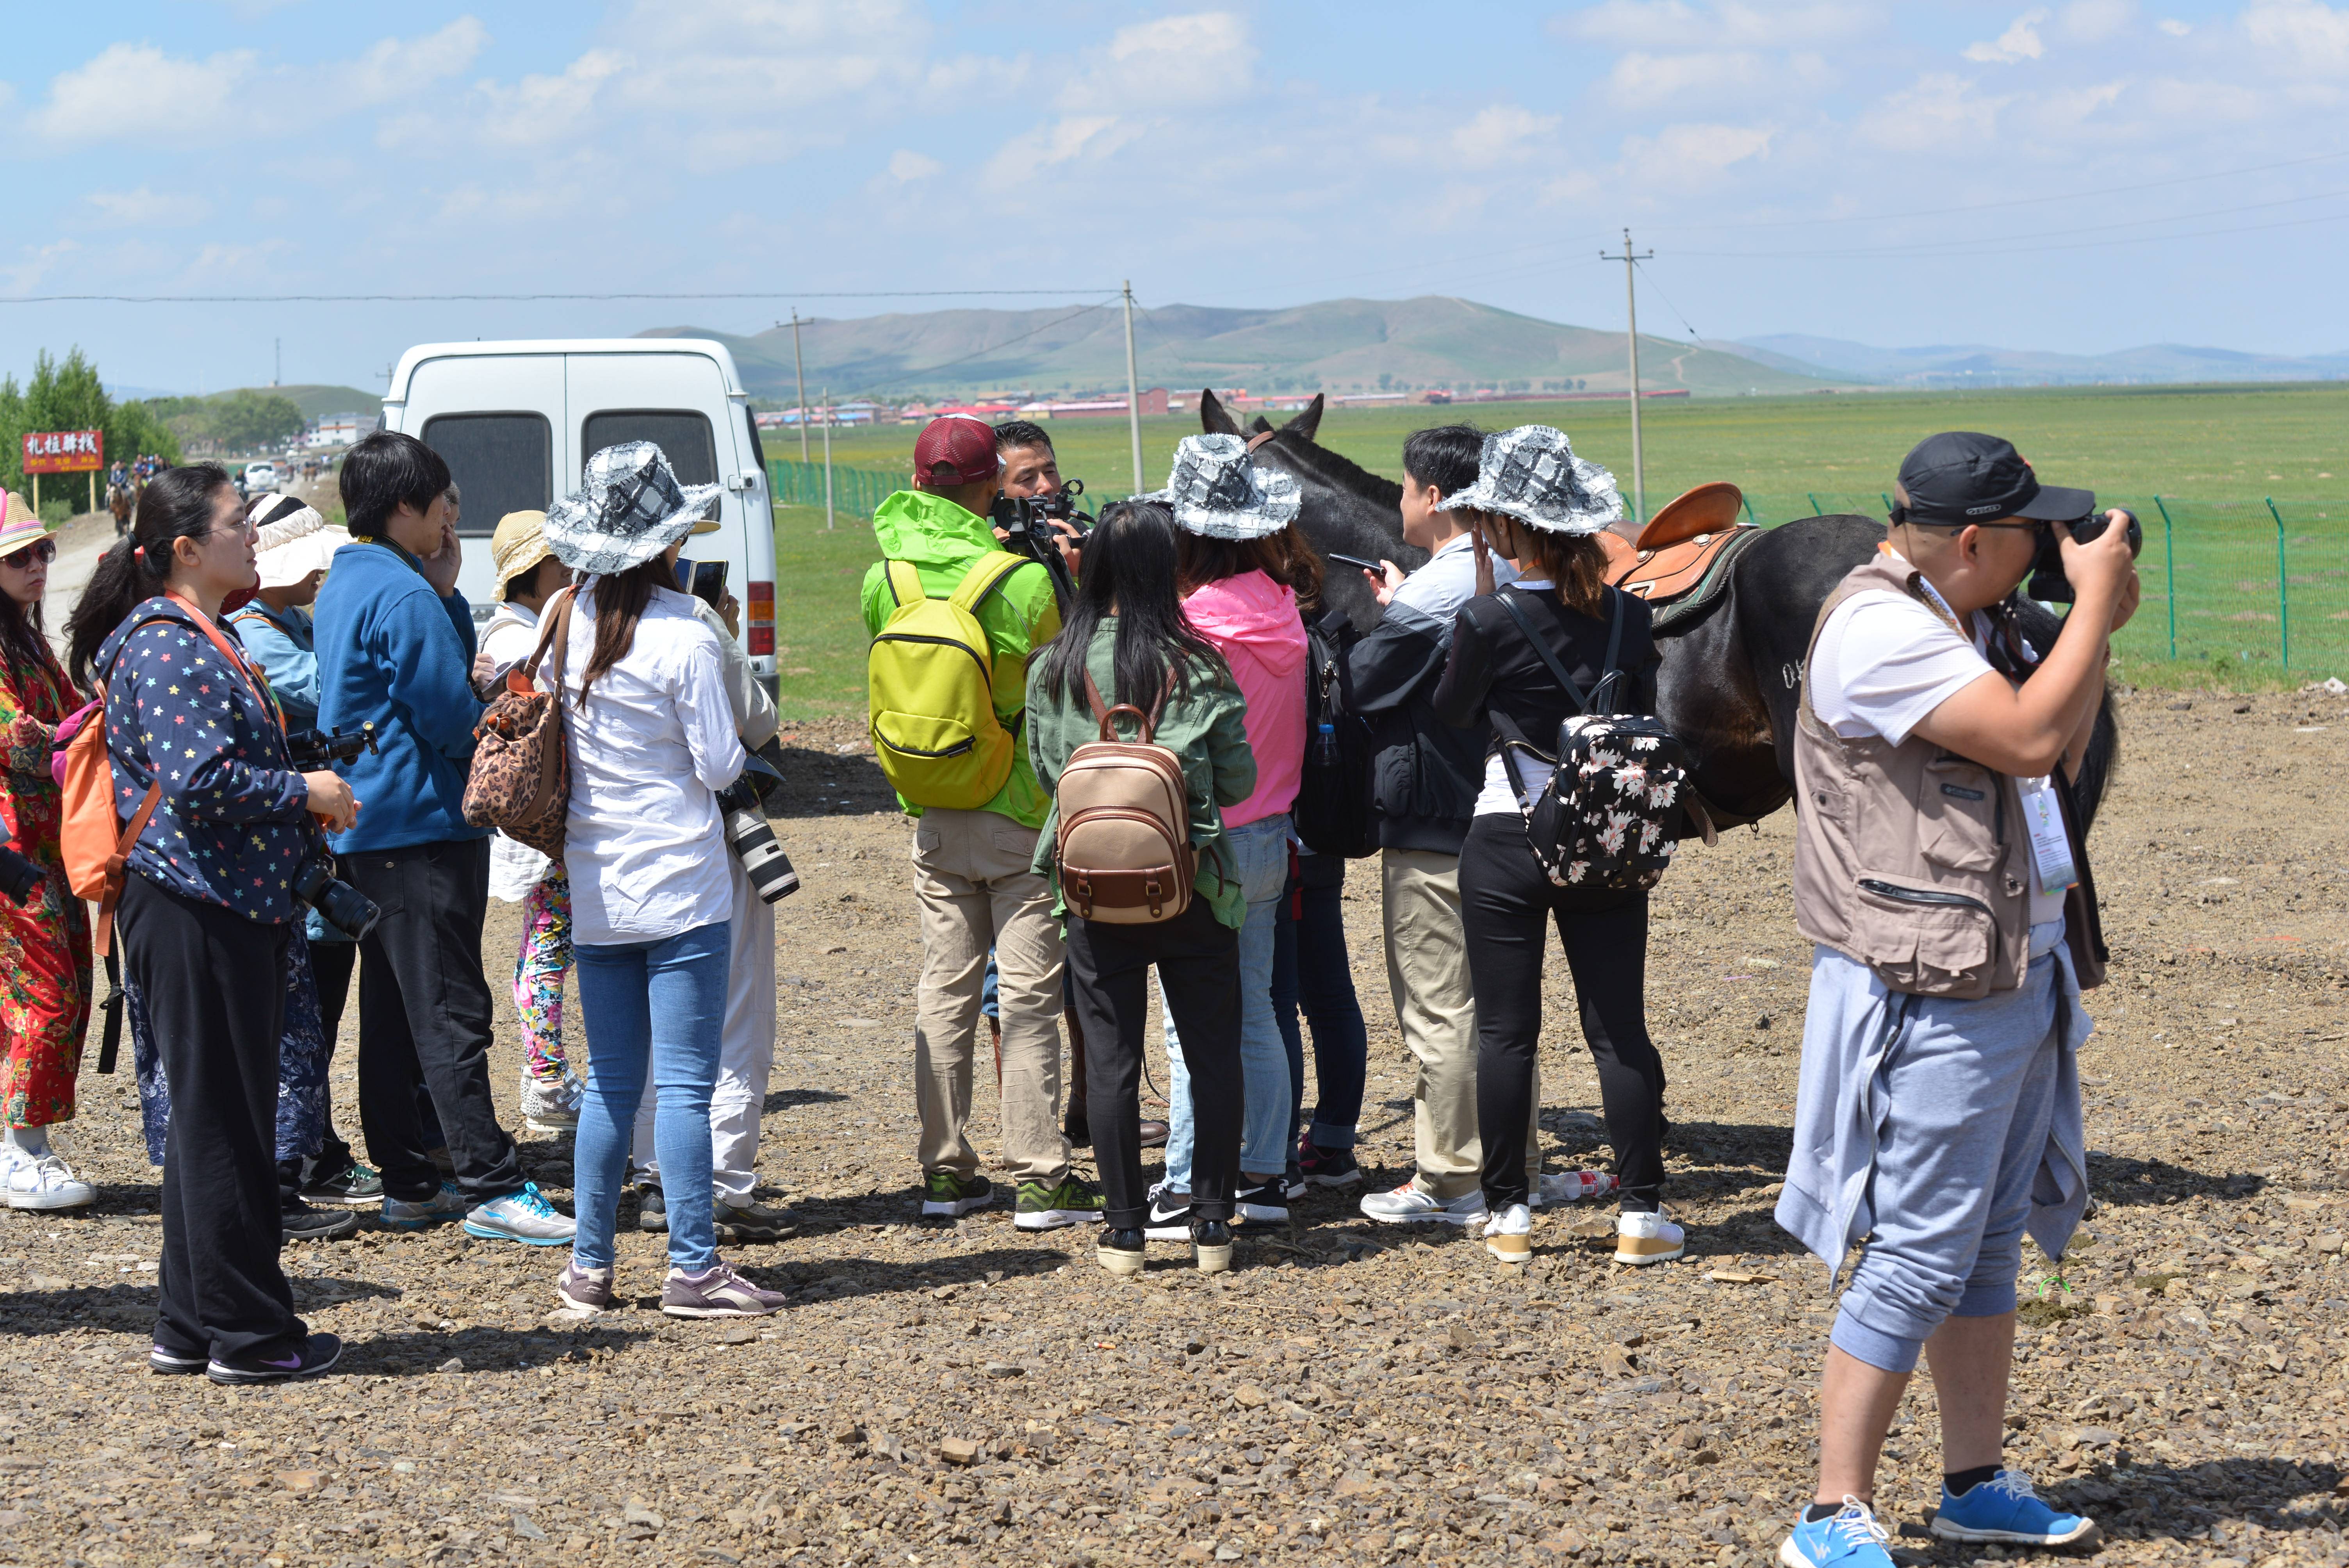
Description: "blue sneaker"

(1930, 1470), (2096, 1547)
(381, 1181), (465, 1230)
(1779, 1498), (1896, 1568)
(463, 1182), (576, 1246)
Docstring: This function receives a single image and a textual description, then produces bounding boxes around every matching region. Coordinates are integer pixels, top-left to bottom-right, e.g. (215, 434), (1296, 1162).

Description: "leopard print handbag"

(462, 588), (575, 861)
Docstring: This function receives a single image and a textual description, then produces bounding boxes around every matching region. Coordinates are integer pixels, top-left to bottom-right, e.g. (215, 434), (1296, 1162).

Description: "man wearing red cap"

(859, 417), (1103, 1231)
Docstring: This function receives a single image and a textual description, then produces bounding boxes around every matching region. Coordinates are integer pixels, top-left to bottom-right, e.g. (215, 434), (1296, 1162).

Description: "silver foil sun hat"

(1435, 424), (1624, 536)
(542, 442), (723, 576)
(1143, 433), (1302, 540)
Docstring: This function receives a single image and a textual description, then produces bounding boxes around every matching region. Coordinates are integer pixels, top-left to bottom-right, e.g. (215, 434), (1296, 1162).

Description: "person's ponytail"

(65, 463), (233, 689)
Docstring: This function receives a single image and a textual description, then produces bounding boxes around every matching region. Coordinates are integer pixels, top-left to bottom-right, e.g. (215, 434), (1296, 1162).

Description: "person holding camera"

(542, 443), (781, 1319)
(64, 464), (355, 1381)
(861, 415), (1101, 1232)
(1772, 433), (2137, 1567)
(0, 492), (96, 1211)
(315, 432), (569, 1245)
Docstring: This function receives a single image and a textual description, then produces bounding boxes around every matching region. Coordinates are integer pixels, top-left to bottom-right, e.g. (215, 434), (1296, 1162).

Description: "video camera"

(287, 723), (383, 941)
(991, 481), (1090, 609)
(2026, 508), (2143, 605)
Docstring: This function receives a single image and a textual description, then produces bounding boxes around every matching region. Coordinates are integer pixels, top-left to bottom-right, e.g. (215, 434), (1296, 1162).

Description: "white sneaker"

(1533, 1169), (1619, 1209)
(520, 1067), (582, 1133)
(1615, 1208), (1686, 1265)
(1358, 1181), (1487, 1226)
(1483, 1203), (1533, 1265)
(3, 1151), (96, 1211)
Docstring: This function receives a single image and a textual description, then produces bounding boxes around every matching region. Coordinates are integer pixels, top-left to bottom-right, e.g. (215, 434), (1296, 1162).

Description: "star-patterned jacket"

(96, 596), (312, 923)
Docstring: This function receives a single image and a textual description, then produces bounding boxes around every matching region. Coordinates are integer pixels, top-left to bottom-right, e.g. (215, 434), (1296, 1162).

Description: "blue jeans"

(571, 921), (731, 1274)
(1274, 852), (1368, 1150)
(1164, 814), (1293, 1185)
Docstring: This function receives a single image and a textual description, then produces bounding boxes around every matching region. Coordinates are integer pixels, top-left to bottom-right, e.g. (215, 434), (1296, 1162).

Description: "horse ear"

(1199, 388), (1242, 436)
(1248, 415), (1274, 435)
(1281, 394), (1325, 443)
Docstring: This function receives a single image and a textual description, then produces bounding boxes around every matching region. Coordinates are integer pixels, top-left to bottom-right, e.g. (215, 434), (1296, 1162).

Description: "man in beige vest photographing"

(1773, 431), (2139, 1568)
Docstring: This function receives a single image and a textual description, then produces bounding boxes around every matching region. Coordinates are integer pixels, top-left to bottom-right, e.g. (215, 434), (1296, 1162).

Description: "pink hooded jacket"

(1182, 568), (1307, 828)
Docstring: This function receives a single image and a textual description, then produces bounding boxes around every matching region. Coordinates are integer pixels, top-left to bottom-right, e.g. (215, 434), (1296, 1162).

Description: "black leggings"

(1457, 815), (1666, 1213)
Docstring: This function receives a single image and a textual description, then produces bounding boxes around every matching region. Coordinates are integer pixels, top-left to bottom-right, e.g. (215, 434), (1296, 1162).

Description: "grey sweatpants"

(1830, 941), (2066, 1375)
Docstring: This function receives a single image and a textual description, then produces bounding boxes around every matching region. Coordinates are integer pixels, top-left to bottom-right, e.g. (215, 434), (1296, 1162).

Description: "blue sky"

(4, 0), (2346, 394)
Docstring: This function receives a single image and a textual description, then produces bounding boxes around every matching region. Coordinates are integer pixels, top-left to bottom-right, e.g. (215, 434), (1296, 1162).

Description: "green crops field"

(769, 381), (2349, 717)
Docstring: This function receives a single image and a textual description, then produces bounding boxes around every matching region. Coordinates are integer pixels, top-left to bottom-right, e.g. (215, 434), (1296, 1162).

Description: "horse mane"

(1253, 427), (1403, 509)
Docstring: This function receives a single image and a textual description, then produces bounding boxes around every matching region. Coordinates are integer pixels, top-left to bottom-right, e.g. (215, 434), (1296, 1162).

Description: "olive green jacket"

(1024, 620), (1256, 928)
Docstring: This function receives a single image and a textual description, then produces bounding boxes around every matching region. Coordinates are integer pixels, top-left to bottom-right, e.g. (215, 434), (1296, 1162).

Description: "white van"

(379, 338), (778, 693)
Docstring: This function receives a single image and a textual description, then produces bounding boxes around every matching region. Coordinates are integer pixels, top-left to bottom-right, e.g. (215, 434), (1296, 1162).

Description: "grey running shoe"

(661, 1262), (787, 1319)
(381, 1181), (466, 1230)
(462, 1183), (576, 1247)
(1358, 1181), (1486, 1226)
(715, 1198), (794, 1243)
(555, 1261), (614, 1313)
(519, 1068), (582, 1134)
(637, 1184), (668, 1233)
(281, 1201), (361, 1243)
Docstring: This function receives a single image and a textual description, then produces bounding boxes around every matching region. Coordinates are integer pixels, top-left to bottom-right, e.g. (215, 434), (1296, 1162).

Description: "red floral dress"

(0, 639), (92, 1128)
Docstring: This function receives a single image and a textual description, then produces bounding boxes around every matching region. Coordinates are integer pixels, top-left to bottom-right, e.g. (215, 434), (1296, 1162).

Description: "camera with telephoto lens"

(719, 755), (799, 904)
(991, 482), (1089, 609)
(2027, 508), (2143, 604)
(0, 841), (44, 904)
(285, 722), (381, 939)
(285, 722), (377, 771)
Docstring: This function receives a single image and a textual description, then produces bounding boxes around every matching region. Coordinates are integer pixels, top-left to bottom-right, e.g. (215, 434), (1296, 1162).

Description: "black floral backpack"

(1489, 587), (1687, 893)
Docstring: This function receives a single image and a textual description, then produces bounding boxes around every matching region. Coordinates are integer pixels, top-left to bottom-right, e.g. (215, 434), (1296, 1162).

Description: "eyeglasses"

(0, 539), (56, 569)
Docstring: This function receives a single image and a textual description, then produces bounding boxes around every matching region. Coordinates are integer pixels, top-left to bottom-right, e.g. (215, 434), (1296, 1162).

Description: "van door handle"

(726, 470), (754, 491)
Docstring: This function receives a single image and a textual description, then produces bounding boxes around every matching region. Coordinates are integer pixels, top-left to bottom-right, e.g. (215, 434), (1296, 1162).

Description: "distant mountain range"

(639, 296), (1832, 402)
(107, 383), (382, 419)
(1714, 335), (2349, 389)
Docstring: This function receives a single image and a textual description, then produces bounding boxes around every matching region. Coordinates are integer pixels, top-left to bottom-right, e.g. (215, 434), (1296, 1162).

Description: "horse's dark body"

(1200, 391), (2119, 833)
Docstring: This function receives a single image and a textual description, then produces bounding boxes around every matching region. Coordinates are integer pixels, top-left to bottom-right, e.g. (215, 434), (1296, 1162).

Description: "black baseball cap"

(1889, 431), (2094, 527)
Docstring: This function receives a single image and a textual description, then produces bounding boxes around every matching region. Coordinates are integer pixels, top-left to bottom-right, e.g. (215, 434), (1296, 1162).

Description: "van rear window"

(421, 413), (552, 538)
(581, 411), (717, 486)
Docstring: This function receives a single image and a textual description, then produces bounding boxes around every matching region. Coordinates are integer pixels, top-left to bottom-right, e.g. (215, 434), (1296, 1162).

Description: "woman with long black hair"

(64, 463), (357, 1382)
(1025, 499), (1256, 1276)
(1429, 426), (1679, 1270)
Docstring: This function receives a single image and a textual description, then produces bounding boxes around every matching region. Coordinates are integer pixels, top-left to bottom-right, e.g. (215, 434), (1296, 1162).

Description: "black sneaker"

(1297, 1138), (1362, 1189)
(1281, 1165), (1308, 1201)
(282, 1201), (360, 1242)
(1233, 1181), (1289, 1225)
(1191, 1218), (1233, 1274)
(207, 1332), (344, 1386)
(1143, 1184), (1195, 1241)
(638, 1184), (668, 1233)
(1096, 1227), (1146, 1277)
(149, 1343), (207, 1376)
(299, 1160), (383, 1208)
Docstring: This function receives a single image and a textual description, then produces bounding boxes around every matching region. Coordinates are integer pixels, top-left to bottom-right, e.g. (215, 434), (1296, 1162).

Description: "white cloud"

(2060, 0), (2134, 41)
(2243, 0), (2349, 69)
(330, 18), (488, 108)
(1057, 12), (1255, 110)
(30, 43), (261, 146)
(888, 150), (943, 182)
(1964, 9), (2050, 63)
(1562, 1), (1871, 48)
(1599, 46), (1836, 107)
(82, 187), (210, 228)
(2157, 18), (2192, 35)
(1451, 105), (1563, 167)
(1616, 120), (1775, 189)
(1861, 72), (2009, 150)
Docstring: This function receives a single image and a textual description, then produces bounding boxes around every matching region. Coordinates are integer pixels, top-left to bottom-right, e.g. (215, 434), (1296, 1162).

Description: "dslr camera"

(2026, 508), (2142, 604)
(991, 481), (1090, 608)
(718, 755), (800, 904)
(286, 723), (383, 941)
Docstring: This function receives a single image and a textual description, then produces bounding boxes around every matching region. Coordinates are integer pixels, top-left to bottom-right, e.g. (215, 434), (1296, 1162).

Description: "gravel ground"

(3, 687), (2345, 1568)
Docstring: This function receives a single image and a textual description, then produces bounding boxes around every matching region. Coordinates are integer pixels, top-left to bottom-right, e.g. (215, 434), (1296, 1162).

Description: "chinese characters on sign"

(22, 430), (105, 474)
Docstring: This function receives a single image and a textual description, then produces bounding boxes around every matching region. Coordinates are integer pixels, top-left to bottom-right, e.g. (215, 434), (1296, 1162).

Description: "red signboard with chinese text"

(22, 430), (104, 474)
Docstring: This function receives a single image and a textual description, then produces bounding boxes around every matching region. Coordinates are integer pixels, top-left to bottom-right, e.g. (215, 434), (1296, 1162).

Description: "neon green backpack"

(868, 552), (1039, 810)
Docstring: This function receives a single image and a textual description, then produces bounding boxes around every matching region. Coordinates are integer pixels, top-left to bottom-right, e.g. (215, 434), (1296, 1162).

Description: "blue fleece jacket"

(313, 538), (487, 852)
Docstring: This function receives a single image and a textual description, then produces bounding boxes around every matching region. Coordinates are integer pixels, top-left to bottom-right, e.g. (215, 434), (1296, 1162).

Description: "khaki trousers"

(911, 809), (1069, 1184)
(1381, 847), (1536, 1201)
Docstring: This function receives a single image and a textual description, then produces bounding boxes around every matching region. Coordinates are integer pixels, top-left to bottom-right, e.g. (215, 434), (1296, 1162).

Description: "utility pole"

(1121, 281), (1144, 495)
(789, 311), (810, 465)
(273, 337), (281, 387)
(821, 386), (834, 532)
(1599, 228), (1654, 522)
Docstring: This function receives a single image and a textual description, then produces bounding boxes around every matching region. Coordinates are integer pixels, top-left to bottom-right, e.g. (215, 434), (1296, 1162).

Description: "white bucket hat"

(1435, 425), (1624, 535)
(248, 494), (350, 588)
(1144, 434), (1301, 540)
(544, 442), (722, 577)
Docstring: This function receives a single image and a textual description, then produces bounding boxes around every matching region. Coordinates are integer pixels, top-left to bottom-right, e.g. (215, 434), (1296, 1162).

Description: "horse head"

(1194, 390), (1420, 632)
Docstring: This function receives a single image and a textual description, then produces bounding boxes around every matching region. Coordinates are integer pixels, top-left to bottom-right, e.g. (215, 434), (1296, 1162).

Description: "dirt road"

(2, 687), (2344, 1566)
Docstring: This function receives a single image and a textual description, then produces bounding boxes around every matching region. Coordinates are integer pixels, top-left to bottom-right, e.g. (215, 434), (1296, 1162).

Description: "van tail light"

(748, 580), (775, 656)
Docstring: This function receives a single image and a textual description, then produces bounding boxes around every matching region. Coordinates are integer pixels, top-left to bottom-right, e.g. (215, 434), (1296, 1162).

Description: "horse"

(1198, 390), (2120, 834)
(107, 478), (135, 537)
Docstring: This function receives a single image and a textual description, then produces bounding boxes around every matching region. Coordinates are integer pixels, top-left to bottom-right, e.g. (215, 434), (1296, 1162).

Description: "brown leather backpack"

(462, 590), (576, 859)
(1055, 672), (1194, 923)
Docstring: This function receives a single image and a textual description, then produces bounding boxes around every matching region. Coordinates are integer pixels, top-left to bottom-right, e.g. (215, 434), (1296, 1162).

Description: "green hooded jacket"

(861, 489), (1060, 828)
(1024, 619), (1256, 928)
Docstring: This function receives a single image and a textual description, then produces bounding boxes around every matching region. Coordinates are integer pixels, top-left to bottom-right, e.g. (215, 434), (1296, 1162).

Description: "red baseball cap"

(913, 415), (1001, 488)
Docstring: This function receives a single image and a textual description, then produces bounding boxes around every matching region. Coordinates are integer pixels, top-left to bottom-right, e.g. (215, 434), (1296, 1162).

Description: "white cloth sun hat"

(1435, 424), (1624, 535)
(543, 442), (722, 577)
(248, 494), (351, 588)
(1143, 433), (1302, 540)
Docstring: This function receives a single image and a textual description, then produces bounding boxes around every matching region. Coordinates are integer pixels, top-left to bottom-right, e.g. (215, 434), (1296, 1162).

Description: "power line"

(0, 287), (1123, 305)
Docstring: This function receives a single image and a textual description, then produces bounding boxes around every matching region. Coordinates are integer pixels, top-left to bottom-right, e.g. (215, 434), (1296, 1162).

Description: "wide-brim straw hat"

(0, 492), (48, 557)
(1435, 425), (1624, 536)
(490, 509), (554, 589)
(1143, 433), (1301, 540)
(248, 495), (351, 587)
(543, 442), (722, 576)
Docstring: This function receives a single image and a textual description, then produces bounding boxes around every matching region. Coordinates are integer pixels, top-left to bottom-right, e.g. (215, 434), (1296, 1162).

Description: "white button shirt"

(555, 583), (746, 946)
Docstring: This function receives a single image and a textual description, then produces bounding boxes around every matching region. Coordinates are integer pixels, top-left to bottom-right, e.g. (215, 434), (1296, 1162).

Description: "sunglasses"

(0, 538), (56, 569)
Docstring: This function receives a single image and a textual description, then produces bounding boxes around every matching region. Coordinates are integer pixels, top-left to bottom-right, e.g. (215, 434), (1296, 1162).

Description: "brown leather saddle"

(1603, 481), (1761, 634)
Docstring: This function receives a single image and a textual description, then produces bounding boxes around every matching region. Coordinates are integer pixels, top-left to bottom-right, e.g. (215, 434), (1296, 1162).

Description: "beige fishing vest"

(1793, 552), (2033, 999)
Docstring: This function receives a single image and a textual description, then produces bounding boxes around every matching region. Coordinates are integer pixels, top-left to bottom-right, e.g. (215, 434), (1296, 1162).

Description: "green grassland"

(770, 381), (2349, 717)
